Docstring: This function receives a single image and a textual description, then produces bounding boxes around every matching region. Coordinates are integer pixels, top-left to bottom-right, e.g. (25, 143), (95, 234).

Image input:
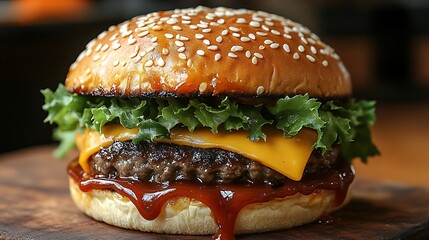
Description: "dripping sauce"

(68, 160), (354, 239)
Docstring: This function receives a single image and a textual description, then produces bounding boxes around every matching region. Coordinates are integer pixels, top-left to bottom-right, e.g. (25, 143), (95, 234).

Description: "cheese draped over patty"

(75, 125), (317, 181)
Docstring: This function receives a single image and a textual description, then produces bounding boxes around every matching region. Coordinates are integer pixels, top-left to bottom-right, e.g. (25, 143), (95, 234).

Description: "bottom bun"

(69, 177), (352, 235)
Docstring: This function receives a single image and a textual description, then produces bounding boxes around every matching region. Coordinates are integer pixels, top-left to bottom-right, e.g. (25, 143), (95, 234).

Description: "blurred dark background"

(0, 0), (428, 154)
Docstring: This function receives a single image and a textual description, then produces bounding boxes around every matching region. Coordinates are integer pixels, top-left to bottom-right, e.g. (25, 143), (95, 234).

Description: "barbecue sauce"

(68, 160), (354, 240)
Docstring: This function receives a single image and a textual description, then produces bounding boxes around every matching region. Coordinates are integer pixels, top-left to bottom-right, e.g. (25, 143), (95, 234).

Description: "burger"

(42, 6), (379, 239)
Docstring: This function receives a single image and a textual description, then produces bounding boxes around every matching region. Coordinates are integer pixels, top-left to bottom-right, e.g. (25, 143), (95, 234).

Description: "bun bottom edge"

(69, 177), (353, 235)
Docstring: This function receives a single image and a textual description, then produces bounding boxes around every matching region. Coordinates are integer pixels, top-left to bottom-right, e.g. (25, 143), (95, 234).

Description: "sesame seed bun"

(65, 6), (351, 98)
(69, 177), (352, 235)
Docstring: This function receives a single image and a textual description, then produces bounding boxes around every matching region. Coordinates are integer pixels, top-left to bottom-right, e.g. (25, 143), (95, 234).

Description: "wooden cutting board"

(1, 146), (428, 240)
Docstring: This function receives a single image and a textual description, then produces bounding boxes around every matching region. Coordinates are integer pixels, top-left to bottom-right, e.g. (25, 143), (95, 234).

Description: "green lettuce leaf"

(267, 94), (324, 137)
(42, 84), (379, 163)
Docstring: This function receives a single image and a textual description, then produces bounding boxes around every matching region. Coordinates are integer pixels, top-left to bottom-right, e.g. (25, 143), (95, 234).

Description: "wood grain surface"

(0, 146), (428, 240)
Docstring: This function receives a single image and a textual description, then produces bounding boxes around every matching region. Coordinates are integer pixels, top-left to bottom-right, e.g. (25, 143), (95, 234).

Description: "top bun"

(65, 6), (351, 98)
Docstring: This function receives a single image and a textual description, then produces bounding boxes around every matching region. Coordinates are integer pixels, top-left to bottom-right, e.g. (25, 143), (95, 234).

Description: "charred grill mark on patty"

(89, 141), (340, 185)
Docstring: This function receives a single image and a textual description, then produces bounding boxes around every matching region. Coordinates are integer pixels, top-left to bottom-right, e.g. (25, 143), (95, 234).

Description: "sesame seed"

(270, 43), (280, 49)
(129, 51), (138, 58)
(311, 46), (317, 54)
(232, 33), (240, 38)
(210, 22), (220, 27)
(265, 21), (274, 26)
(236, 18), (246, 24)
(187, 59), (192, 67)
(148, 45), (157, 52)
(332, 53), (340, 60)
(156, 58), (165, 67)
(140, 51), (147, 57)
(217, 18), (225, 24)
(197, 50), (205, 56)
(271, 30), (281, 35)
(256, 86), (264, 95)
(322, 60), (329, 67)
(254, 52), (263, 59)
(240, 37), (251, 42)
(144, 59), (154, 67)
(320, 49), (327, 55)
(264, 39), (273, 45)
(199, 82), (208, 92)
(195, 34), (204, 39)
(95, 43), (102, 52)
(197, 23), (208, 29)
(229, 26), (240, 32)
(245, 51), (251, 58)
(252, 56), (258, 65)
(182, 15), (191, 20)
(128, 37), (137, 45)
(112, 43), (121, 50)
(203, 39), (210, 45)
(190, 25), (198, 30)
(221, 30), (228, 36)
(259, 45), (265, 50)
(164, 33), (174, 39)
(283, 43), (290, 53)
(113, 60), (120, 66)
(152, 25), (162, 31)
(101, 44), (109, 52)
(256, 31), (267, 36)
(216, 36), (223, 43)
(172, 25), (182, 31)
(177, 46), (185, 52)
(162, 48), (169, 55)
(206, 15), (214, 21)
(215, 53), (221, 61)
(109, 33), (118, 41)
(180, 36), (189, 41)
(175, 41), (184, 47)
(252, 16), (263, 22)
(306, 55), (316, 62)
(151, 37), (158, 42)
(208, 45), (218, 50)
(178, 53), (187, 60)
(202, 28), (212, 33)
(293, 53), (300, 59)
(308, 38), (316, 45)
(70, 62), (77, 70)
(121, 30), (132, 38)
(85, 68), (91, 74)
(301, 37), (308, 45)
(298, 45), (305, 52)
(228, 52), (238, 58)
(108, 25), (117, 32)
(283, 34), (292, 39)
(262, 25), (270, 31)
(138, 31), (149, 37)
(231, 46), (244, 52)
(167, 18), (178, 25)
(250, 21), (260, 28)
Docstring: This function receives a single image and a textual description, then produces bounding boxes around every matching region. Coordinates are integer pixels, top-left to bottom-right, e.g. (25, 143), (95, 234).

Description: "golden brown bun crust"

(69, 177), (352, 235)
(65, 7), (351, 98)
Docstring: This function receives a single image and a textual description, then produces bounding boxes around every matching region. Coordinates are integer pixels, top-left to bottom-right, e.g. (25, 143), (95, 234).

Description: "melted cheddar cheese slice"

(76, 125), (317, 181)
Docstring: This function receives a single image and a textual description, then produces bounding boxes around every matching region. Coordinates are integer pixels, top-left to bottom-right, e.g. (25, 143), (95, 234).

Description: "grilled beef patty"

(89, 141), (340, 185)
